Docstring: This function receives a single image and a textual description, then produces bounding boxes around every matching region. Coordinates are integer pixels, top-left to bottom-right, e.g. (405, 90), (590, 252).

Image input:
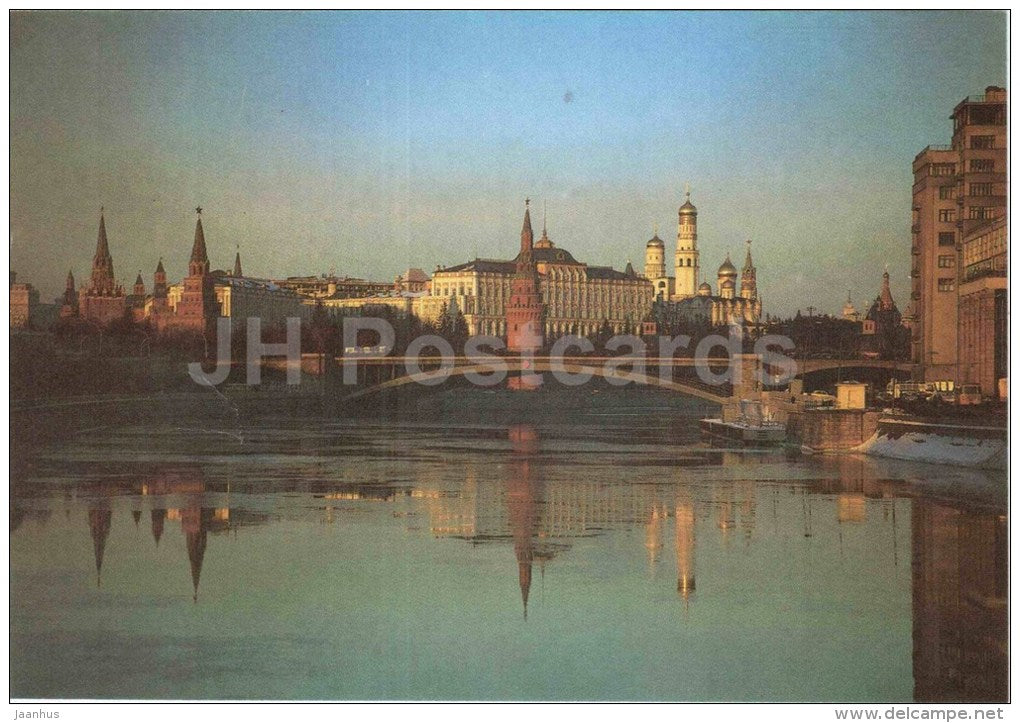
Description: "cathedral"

(644, 189), (762, 329)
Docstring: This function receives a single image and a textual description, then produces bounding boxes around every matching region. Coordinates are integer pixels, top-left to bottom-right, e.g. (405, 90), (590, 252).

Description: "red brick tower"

(78, 209), (127, 324)
(173, 208), (217, 334)
(88, 210), (117, 295)
(506, 199), (544, 354)
(153, 257), (167, 302)
(60, 269), (78, 319)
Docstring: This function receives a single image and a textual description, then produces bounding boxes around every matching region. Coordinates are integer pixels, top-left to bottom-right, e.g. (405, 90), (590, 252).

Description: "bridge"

(315, 354), (912, 404)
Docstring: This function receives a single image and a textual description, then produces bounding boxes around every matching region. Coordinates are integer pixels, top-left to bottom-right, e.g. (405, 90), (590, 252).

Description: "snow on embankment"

(857, 418), (1007, 470)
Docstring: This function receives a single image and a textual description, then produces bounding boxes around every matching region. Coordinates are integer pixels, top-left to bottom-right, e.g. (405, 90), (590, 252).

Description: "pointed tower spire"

(189, 207), (209, 276)
(535, 200), (555, 249)
(95, 208), (110, 261)
(233, 246), (243, 277)
(90, 208), (116, 294)
(879, 266), (894, 310)
(520, 197), (534, 254)
(740, 240), (758, 301)
(133, 272), (145, 297)
(153, 257), (167, 300)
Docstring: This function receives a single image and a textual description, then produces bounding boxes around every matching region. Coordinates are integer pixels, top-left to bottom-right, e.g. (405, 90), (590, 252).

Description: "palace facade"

(428, 202), (652, 338)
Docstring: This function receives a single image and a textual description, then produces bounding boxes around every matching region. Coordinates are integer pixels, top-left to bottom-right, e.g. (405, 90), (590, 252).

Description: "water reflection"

(9, 414), (1007, 702)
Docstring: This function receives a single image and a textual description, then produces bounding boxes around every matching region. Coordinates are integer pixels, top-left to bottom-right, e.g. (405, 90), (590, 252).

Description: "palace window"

(938, 232), (955, 246)
(930, 163), (956, 176)
(939, 185), (956, 200)
(938, 278), (955, 292)
(970, 135), (995, 149)
(969, 206), (995, 221)
(969, 159), (995, 172)
(938, 255), (956, 268)
(969, 182), (993, 196)
(938, 209), (956, 223)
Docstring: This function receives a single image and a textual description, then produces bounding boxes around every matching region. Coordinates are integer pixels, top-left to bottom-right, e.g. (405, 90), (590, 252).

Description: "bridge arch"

(343, 359), (729, 404)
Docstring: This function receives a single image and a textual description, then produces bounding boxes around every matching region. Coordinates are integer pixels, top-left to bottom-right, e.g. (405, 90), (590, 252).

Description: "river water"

(9, 387), (1008, 701)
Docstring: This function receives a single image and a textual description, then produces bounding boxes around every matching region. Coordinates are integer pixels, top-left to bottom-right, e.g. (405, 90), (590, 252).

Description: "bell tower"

(674, 185), (699, 299)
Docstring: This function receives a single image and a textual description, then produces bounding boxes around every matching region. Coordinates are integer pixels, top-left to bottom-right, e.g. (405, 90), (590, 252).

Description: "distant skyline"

(10, 10), (1007, 317)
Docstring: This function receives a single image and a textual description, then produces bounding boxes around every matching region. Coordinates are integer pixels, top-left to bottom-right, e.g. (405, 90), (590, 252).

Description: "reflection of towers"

(675, 501), (696, 601)
(506, 425), (542, 619)
(644, 505), (664, 570)
(151, 509), (166, 545)
(88, 507), (113, 587)
(182, 507), (209, 603)
(911, 500), (1007, 702)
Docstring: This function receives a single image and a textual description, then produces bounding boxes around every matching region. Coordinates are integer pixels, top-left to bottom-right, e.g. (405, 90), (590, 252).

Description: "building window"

(938, 232), (956, 246)
(969, 182), (993, 196)
(969, 206), (996, 221)
(971, 135), (995, 149)
(938, 254), (956, 268)
(939, 185), (956, 200)
(938, 278), (955, 292)
(970, 159), (995, 172)
(931, 163), (956, 176)
(938, 209), (956, 223)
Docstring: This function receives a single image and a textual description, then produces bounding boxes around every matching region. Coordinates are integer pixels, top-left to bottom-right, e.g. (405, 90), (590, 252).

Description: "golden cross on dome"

(196, 206), (203, 215)
(525, 197), (530, 207)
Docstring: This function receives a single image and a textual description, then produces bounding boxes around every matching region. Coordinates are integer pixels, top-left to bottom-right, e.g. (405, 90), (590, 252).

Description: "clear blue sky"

(10, 10), (1007, 316)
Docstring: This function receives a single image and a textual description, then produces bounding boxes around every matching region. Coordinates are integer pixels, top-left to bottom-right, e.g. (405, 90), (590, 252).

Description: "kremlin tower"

(59, 270), (78, 319)
(171, 208), (217, 335)
(506, 200), (545, 388)
(78, 209), (127, 324)
(740, 240), (757, 301)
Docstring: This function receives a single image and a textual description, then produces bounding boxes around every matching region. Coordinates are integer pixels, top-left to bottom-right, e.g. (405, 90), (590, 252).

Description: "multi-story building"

(9, 274), (40, 329)
(911, 86), (1006, 386)
(958, 215), (1007, 397)
(275, 274), (393, 300)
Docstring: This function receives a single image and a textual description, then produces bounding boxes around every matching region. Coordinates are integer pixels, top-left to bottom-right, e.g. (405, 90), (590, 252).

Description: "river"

(9, 386), (1008, 701)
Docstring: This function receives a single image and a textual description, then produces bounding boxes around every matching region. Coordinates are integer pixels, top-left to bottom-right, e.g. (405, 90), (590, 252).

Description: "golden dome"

(717, 254), (737, 278)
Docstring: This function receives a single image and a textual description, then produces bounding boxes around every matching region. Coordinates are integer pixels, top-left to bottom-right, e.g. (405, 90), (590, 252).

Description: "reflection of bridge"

(333, 355), (912, 404)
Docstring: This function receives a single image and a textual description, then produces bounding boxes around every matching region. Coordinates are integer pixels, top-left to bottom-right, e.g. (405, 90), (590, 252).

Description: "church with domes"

(643, 189), (763, 328)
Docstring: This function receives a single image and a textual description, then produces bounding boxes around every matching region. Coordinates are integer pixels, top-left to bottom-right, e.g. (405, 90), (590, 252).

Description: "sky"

(10, 10), (1008, 317)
